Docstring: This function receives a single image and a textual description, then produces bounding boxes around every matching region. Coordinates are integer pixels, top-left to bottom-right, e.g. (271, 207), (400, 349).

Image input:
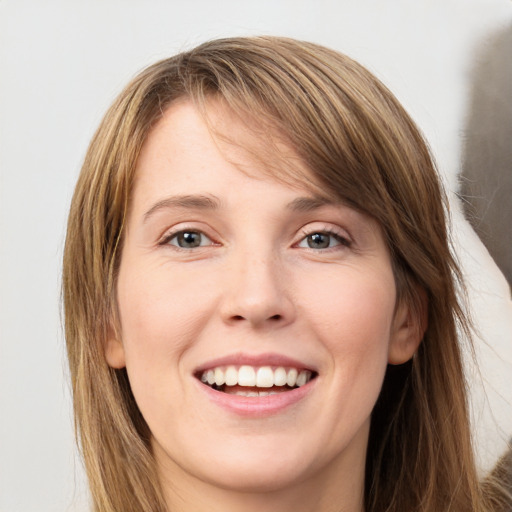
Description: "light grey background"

(1, 1), (511, 511)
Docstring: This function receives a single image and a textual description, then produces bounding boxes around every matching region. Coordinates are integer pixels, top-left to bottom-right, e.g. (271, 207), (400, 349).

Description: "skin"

(106, 100), (422, 512)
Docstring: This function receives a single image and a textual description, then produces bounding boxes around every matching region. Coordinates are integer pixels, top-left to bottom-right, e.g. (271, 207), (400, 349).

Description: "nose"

(219, 249), (296, 329)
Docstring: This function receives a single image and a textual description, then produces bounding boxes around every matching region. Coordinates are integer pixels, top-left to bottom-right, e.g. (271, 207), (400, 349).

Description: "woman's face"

(107, 100), (419, 496)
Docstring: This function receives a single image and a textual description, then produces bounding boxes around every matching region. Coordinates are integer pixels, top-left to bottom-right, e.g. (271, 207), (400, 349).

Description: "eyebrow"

(143, 193), (338, 222)
(286, 196), (338, 212)
(143, 194), (221, 222)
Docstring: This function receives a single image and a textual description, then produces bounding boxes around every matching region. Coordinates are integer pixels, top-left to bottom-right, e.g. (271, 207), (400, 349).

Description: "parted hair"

(63, 36), (508, 511)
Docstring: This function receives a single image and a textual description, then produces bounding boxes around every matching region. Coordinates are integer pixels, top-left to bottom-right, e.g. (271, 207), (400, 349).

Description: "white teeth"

(200, 365), (314, 390)
(274, 367), (287, 386)
(296, 370), (311, 387)
(234, 390), (275, 397)
(256, 366), (274, 388)
(286, 368), (298, 387)
(238, 365), (256, 386)
(214, 368), (225, 386)
(225, 366), (238, 386)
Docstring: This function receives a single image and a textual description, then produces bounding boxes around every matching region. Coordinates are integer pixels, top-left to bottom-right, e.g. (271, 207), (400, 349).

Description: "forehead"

(129, 100), (384, 243)
(133, 99), (332, 205)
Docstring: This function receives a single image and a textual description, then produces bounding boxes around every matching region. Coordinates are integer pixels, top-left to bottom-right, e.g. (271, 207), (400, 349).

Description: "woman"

(62, 36), (509, 511)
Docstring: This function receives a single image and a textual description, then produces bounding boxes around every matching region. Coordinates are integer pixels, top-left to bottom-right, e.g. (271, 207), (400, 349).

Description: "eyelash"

(159, 225), (352, 252)
(159, 228), (215, 250)
(296, 227), (352, 250)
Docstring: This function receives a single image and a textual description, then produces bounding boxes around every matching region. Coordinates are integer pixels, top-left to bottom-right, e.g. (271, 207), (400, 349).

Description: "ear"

(388, 290), (428, 365)
(105, 325), (126, 369)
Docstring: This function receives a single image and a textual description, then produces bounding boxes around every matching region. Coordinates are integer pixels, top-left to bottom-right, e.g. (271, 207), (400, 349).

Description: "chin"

(202, 457), (311, 494)
(156, 433), (318, 494)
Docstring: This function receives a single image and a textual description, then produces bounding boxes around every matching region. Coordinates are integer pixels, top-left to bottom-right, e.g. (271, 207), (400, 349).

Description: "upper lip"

(194, 352), (317, 374)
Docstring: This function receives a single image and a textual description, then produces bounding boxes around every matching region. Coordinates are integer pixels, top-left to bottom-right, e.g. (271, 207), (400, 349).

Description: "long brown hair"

(63, 36), (508, 511)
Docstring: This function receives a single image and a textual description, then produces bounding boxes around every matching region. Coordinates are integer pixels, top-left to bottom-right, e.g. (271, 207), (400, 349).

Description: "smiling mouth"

(197, 365), (317, 397)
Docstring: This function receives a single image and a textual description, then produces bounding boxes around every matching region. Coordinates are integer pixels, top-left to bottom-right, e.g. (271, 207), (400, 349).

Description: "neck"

(165, 479), (364, 512)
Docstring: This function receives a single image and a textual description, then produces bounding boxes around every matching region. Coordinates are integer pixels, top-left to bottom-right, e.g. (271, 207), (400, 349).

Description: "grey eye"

(298, 232), (342, 249)
(307, 233), (331, 249)
(168, 231), (212, 249)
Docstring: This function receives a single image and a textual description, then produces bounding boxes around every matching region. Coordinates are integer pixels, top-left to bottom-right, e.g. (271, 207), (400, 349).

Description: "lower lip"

(196, 379), (316, 417)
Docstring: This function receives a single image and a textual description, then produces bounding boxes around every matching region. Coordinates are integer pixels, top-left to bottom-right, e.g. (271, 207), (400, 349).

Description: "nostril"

(230, 313), (282, 323)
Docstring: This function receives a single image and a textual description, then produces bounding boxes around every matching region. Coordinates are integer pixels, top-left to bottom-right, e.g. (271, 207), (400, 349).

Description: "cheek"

(303, 267), (396, 345)
(114, 263), (219, 426)
(300, 267), (396, 393)
(114, 260), (221, 398)
(117, 261), (215, 349)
